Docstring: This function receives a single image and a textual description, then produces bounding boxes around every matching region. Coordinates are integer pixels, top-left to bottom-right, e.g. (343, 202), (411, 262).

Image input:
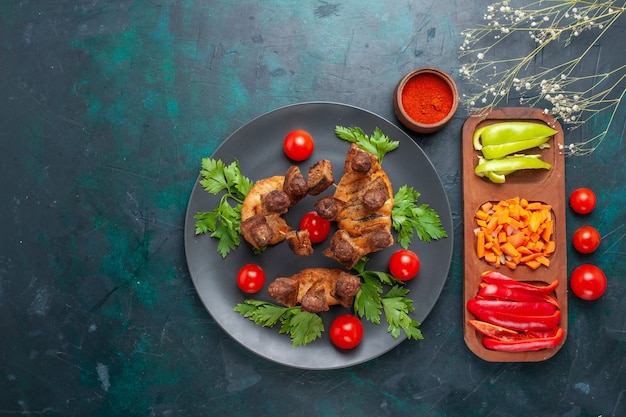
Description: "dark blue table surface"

(1, 1), (624, 416)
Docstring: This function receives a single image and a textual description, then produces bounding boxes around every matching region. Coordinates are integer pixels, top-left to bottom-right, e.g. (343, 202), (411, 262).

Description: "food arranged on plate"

(194, 126), (448, 347)
(462, 107), (568, 362)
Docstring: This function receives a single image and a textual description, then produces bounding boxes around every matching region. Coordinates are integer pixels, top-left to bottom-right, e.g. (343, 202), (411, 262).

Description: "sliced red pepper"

(481, 271), (558, 294)
(527, 328), (560, 339)
(467, 320), (527, 341)
(482, 327), (564, 352)
(468, 299), (561, 331)
(468, 298), (557, 316)
(478, 283), (559, 306)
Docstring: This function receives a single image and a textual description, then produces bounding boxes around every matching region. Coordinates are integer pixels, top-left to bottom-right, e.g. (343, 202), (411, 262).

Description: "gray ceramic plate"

(184, 102), (453, 369)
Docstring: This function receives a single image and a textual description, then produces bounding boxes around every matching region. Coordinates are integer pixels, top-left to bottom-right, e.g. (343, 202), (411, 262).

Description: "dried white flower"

(457, 0), (625, 156)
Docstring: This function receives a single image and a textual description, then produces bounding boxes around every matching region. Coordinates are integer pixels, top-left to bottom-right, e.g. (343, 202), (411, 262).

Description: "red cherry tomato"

(236, 264), (265, 294)
(389, 249), (420, 281)
(300, 211), (331, 243)
(283, 130), (314, 161)
(329, 314), (363, 349)
(570, 264), (607, 300)
(572, 225), (601, 254)
(570, 188), (597, 214)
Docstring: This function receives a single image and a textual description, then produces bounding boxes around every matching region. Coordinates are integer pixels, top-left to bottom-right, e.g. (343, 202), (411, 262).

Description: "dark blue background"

(1, 1), (624, 416)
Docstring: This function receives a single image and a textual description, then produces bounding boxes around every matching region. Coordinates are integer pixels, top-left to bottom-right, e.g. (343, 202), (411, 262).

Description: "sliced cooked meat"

(267, 277), (299, 307)
(285, 230), (314, 256)
(240, 176), (293, 249)
(323, 143), (394, 267)
(267, 268), (361, 313)
(263, 189), (291, 213)
(324, 230), (361, 269)
(324, 226), (393, 269)
(368, 230), (393, 249)
(332, 272), (362, 307)
(314, 196), (345, 220)
(300, 280), (328, 313)
(307, 159), (334, 196)
(263, 214), (292, 244)
(361, 176), (390, 211)
(240, 214), (275, 249)
(241, 176), (286, 219)
(350, 149), (373, 173)
(283, 166), (308, 205)
(335, 207), (392, 237)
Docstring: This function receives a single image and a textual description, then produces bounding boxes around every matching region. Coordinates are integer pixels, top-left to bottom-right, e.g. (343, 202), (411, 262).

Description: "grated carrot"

(475, 197), (556, 270)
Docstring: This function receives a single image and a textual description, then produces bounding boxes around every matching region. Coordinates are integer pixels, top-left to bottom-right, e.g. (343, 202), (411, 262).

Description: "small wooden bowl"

(393, 67), (459, 134)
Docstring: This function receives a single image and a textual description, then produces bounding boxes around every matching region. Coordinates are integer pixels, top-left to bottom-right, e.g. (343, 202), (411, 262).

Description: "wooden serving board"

(462, 107), (567, 362)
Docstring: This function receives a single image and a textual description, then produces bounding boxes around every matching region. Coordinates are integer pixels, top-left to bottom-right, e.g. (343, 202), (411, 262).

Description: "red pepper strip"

(527, 328), (559, 339)
(478, 283), (559, 306)
(482, 327), (564, 352)
(467, 320), (528, 341)
(468, 299), (561, 331)
(481, 271), (559, 294)
(468, 298), (557, 316)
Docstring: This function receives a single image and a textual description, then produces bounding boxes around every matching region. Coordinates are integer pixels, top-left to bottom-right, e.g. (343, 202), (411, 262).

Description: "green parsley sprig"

(392, 185), (447, 248)
(352, 257), (423, 340)
(194, 158), (253, 258)
(234, 300), (324, 347)
(335, 126), (399, 164)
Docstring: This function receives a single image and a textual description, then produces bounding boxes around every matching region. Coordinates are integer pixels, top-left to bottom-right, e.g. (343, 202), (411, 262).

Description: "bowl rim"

(393, 67), (459, 132)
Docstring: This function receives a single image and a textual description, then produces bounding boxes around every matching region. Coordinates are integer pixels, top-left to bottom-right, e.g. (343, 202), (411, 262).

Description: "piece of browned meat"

(262, 189), (291, 213)
(314, 196), (345, 220)
(267, 268), (361, 313)
(283, 166), (308, 205)
(307, 159), (334, 196)
(285, 230), (314, 256)
(321, 143), (394, 266)
(240, 214), (275, 249)
(240, 176), (294, 249)
(324, 225), (394, 269)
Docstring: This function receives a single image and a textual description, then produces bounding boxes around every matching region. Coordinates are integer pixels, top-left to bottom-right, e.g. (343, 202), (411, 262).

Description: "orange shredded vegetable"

(475, 197), (556, 270)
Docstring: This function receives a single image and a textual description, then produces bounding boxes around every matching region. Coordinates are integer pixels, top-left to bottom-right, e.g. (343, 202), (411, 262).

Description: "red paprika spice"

(401, 73), (453, 124)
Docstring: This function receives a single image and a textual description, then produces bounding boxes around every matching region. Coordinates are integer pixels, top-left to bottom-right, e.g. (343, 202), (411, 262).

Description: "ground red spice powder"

(401, 73), (453, 125)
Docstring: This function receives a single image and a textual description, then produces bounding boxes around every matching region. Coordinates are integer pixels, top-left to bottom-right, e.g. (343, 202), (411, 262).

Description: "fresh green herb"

(194, 158), (254, 257)
(381, 286), (423, 340)
(335, 126), (399, 164)
(392, 185), (447, 247)
(352, 258), (423, 340)
(234, 300), (324, 347)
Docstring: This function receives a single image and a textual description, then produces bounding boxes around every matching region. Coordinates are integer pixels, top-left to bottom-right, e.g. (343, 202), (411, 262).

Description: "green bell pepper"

(481, 136), (551, 159)
(475, 155), (552, 183)
(473, 121), (557, 150)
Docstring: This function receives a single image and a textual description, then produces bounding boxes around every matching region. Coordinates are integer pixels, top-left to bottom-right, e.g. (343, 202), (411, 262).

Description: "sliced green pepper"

(485, 171), (506, 183)
(475, 155), (552, 181)
(481, 136), (551, 159)
(472, 125), (489, 150)
(473, 121), (557, 150)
